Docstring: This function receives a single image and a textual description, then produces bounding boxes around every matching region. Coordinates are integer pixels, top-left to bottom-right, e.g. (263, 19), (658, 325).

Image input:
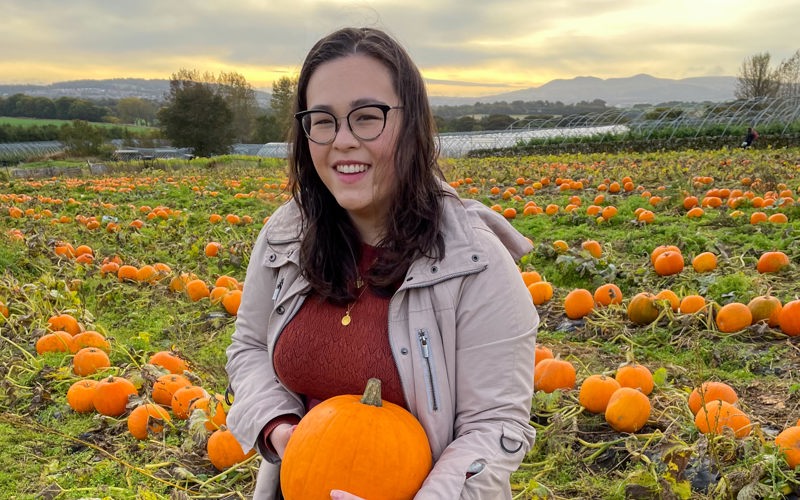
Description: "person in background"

(224, 26), (539, 499)
(742, 126), (758, 148)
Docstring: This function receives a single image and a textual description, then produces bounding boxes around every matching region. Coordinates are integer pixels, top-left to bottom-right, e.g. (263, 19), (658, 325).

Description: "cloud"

(1, 0), (798, 96)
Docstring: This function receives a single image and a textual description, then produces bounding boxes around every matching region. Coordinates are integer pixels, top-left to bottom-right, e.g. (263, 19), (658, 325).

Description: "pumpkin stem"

(360, 378), (383, 407)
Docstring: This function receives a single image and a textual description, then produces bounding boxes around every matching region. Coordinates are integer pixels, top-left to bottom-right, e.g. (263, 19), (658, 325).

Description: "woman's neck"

(349, 211), (386, 246)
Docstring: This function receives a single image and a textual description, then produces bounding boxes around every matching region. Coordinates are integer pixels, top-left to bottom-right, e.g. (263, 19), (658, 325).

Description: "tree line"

(2, 47), (798, 158)
(735, 49), (800, 99)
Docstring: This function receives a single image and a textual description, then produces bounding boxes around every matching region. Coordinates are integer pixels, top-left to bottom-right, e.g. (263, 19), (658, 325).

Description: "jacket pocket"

(416, 328), (440, 412)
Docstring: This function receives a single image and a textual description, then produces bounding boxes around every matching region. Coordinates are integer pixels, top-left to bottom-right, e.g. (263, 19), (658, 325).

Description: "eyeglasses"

(295, 104), (403, 145)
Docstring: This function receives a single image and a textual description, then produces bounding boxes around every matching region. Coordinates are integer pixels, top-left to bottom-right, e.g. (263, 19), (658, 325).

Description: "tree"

(270, 76), (298, 141)
(735, 52), (780, 99)
(216, 71), (259, 143)
(777, 49), (800, 97)
(158, 73), (234, 157)
(59, 120), (106, 157)
(116, 97), (157, 125)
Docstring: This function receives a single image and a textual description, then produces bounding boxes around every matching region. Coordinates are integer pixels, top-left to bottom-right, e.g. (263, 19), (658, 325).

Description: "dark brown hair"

(289, 27), (445, 302)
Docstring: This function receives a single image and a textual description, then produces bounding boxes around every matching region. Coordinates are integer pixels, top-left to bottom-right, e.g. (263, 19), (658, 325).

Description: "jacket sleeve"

(225, 223), (305, 458)
(417, 228), (539, 500)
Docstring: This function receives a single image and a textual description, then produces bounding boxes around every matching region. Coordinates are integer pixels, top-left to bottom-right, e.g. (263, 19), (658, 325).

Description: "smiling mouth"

(336, 164), (368, 174)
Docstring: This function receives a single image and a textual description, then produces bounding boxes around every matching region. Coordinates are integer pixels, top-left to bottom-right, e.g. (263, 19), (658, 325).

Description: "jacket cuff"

(257, 414), (302, 463)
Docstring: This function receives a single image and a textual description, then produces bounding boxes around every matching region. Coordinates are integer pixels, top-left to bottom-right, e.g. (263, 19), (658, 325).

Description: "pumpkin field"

(1, 147), (799, 499)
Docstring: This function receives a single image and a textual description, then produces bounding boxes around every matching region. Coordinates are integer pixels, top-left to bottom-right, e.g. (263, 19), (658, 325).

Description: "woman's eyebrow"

(307, 98), (387, 112)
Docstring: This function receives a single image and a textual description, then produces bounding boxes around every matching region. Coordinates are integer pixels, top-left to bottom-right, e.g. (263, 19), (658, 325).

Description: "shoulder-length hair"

(289, 27), (445, 302)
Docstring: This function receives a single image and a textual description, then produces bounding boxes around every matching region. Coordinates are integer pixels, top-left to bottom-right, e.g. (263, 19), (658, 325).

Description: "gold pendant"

(341, 312), (351, 326)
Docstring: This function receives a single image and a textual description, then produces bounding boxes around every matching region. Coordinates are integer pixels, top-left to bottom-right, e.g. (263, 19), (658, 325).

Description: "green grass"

(0, 116), (155, 134)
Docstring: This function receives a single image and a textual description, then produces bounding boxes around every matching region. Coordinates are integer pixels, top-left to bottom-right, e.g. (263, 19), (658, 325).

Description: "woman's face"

(304, 54), (402, 243)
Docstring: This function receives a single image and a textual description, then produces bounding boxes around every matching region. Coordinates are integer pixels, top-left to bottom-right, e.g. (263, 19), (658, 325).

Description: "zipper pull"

(418, 330), (430, 358)
(272, 278), (284, 301)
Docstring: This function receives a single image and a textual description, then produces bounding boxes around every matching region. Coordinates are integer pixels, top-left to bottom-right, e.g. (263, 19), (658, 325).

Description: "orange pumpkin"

(687, 381), (738, 415)
(564, 288), (594, 319)
(653, 250), (684, 276)
(715, 302), (752, 333)
(650, 245), (681, 267)
(171, 385), (209, 420)
(654, 289), (680, 312)
(775, 425), (800, 469)
(36, 331), (75, 355)
(528, 281), (554, 305)
(280, 378), (432, 499)
(604, 387), (651, 433)
(578, 374), (621, 414)
(72, 347), (111, 376)
(694, 400), (751, 438)
(152, 373), (191, 406)
(47, 313), (82, 335)
(534, 357), (576, 393)
(692, 252), (717, 273)
(93, 376), (138, 417)
(207, 425), (256, 471)
(149, 351), (188, 374)
(778, 300), (800, 336)
(756, 251), (790, 274)
(534, 344), (554, 366)
(679, 295), (707, 314)
(128, 403), (172, 440)
(189, 393), (228, 431)
(594, 284), (623, 307)
(66, 379), (98, 414)
(71, 330), (110, 353)
(615, 362), (654, 395)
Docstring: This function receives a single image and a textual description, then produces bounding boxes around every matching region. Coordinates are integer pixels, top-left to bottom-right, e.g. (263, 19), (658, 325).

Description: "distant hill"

(0, 78), (272, 107)
(0, 74), (738, 109)
(429, 74), (738, 107)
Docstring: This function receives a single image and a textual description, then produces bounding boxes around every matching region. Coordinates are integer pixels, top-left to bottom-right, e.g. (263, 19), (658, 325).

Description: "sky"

(1, 0), (798, 97)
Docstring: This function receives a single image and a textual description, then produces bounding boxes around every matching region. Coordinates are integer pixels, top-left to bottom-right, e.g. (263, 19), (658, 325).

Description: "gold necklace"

(341, 277), (368, 326)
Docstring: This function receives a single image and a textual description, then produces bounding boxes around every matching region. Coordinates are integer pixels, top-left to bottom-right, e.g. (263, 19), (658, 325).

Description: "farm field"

(0, 116), (155, 133)
(1, 148), (799, 499)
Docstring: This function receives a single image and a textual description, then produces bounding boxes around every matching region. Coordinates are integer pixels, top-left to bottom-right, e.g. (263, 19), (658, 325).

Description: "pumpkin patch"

(2, 151), (799, 497)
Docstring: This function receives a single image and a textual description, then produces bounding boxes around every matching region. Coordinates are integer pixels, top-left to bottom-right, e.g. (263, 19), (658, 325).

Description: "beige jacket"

(225, 185), (539, 499)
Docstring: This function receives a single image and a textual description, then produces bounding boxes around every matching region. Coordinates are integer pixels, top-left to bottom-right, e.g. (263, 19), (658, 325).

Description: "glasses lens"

(302, 111), (337, 144)
(348, 106), (387, 141)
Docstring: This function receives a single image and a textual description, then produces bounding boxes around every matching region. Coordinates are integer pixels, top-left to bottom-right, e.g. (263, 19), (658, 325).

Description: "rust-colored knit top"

(273, 244), (407, 410)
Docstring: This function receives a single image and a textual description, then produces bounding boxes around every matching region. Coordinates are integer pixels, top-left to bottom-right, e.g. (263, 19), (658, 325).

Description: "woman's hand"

(330, 490), (365, 500)
(270, 423), (296, 458)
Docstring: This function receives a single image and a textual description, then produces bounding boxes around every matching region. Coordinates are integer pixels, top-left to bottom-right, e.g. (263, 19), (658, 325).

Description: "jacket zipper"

(271, 277), (284, 301)
(417, 329), (439, 412)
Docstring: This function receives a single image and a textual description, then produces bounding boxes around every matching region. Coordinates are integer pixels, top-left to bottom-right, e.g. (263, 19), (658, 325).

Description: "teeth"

(336, 164), (368, 174)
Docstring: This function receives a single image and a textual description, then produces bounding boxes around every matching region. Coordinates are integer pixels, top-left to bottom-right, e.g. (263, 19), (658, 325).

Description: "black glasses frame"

(295, 103), (403, 145)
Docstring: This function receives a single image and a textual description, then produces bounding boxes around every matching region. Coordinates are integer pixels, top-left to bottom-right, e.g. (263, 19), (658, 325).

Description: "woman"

(225, 27), (539, 499)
